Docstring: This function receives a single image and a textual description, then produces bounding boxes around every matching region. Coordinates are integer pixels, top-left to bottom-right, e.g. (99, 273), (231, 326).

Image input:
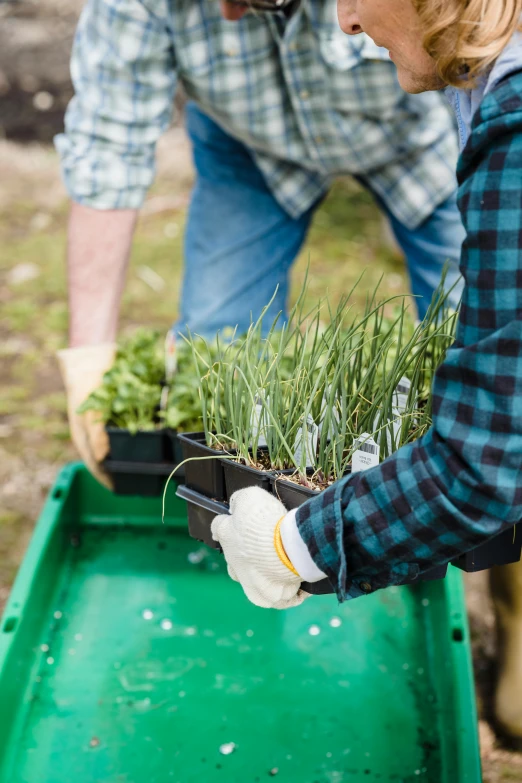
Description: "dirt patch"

(0, 0), (79, 141)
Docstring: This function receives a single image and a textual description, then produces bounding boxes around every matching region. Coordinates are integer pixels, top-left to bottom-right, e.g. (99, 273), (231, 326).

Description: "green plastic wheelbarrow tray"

(0, 464), (481, 783)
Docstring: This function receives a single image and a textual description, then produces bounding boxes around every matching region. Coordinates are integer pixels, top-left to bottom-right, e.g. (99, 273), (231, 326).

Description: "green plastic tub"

(0, 464), (481, 782)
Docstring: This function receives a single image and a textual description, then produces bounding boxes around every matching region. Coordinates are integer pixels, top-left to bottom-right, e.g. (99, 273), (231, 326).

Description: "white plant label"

(293, 414), (319, 468)
(250, 395), (270, 447)
(160, 384), (169, 413)
(374, 375), (412, 452)
(352, 433), (380, 473)
(164, 331), (177, 382)
(390, 375), (411, 449)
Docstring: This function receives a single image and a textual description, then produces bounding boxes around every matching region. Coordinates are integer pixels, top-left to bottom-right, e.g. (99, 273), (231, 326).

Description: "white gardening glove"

(211, 487), (310, 609)
(57, 343), (116, 490)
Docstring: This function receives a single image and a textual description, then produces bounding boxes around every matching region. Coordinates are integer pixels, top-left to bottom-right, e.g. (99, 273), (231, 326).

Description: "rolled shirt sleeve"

(55, 0), (177, 209)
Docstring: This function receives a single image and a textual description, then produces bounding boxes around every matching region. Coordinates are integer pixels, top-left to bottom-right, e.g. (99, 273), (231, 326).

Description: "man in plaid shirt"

(57, 0), (465, 487)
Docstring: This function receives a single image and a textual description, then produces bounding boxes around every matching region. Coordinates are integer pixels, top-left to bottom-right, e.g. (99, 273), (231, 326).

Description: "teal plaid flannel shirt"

(297, 71), (522, 600)
(55, 0), (458, 229)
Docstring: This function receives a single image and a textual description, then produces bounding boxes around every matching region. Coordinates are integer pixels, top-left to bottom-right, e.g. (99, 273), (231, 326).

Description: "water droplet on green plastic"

(219, 742), (236, 755)
(40, 644), (49, 653)
(188, 550), (206, 564)
(329, 617), (342, 628)
(161, 619), (173, 631)
(308, 625), (321, 636)
(142, 609), (154, 620)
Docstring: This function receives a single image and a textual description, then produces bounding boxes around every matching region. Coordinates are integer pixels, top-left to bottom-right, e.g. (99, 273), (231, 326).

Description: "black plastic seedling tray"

(222, 459), (273, 496)
(271, 473), (320, 508)
(452, 524), (522, 572)
(104, 459), (183, 497)
(106, 427), (168, 462)
(177, 432), (233, 502)
(104, 428), (186, 496)
(176, 485), (226, 550)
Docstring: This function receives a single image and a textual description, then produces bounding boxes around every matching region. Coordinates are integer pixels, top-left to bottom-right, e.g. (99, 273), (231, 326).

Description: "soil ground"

(1, 1), (521, 780)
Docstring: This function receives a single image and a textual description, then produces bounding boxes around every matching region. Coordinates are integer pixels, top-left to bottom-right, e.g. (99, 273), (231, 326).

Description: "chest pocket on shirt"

(317, 29), (403, 120)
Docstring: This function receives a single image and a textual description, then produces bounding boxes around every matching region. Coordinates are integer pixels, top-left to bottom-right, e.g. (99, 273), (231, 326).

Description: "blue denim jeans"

(176, 102), (465, 337)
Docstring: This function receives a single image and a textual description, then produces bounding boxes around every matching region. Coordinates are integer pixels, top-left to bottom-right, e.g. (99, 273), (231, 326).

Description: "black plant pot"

(270, 472), (320, 510)
(166, 429), (185, 479)
(222, 459), (273, 497)
(176, 485), (228, 549)
(106, 427), (167, 463)
(452, 524), (522, 572)
(177, 432), (233, 502)
(104, 459), (171, 497)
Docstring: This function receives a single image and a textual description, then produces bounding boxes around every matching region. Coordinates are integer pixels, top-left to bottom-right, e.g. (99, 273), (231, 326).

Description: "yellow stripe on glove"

(274, 516), (300, 577)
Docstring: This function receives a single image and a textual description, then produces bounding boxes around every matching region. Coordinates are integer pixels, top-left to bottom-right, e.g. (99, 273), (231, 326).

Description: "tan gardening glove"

(57, 344), (116, 490)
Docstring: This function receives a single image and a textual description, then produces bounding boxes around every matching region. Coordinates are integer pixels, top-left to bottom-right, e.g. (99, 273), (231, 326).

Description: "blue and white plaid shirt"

(55, 0), (458, 229)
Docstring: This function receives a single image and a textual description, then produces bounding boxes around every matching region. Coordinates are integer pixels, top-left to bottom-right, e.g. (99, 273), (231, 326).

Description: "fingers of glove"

(211, 514), (231, 543)
(241, 582), (278, 609)
(66, 410), (112, 489)
(272, 589), (310, 610)
(226, 562), (240, 583)
(229, 486), (286, 518)
(68, 410), (113, 490)
(84, 412), (110, 463)
(239, 574), (303, 609)
(88, 460), (113, 491)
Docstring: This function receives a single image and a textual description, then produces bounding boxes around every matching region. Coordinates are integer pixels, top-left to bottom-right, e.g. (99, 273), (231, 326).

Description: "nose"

(337, 0), (363, 35)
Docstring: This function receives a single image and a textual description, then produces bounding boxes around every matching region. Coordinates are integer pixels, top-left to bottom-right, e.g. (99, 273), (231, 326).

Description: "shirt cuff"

(280, 508), (327, 582)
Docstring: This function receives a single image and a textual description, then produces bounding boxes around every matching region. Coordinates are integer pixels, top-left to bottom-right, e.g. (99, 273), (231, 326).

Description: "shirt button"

(288, 42), (297, 52)
(360, 582), (372, 593)
(226, 48), (238, 57)
(300, 89), (310, 100)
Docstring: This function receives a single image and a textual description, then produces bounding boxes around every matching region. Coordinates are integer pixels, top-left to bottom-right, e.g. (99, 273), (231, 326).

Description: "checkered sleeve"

(54, 0), (176, 209)
(296, 73), (522, 601)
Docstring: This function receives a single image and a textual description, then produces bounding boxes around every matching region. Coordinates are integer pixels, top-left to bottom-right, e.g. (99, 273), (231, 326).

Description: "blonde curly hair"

(413, 0), (522, 86)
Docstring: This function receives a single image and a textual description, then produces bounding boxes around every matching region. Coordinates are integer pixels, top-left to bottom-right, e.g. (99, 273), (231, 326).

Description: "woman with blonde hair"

(212, 0), (522, 747)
